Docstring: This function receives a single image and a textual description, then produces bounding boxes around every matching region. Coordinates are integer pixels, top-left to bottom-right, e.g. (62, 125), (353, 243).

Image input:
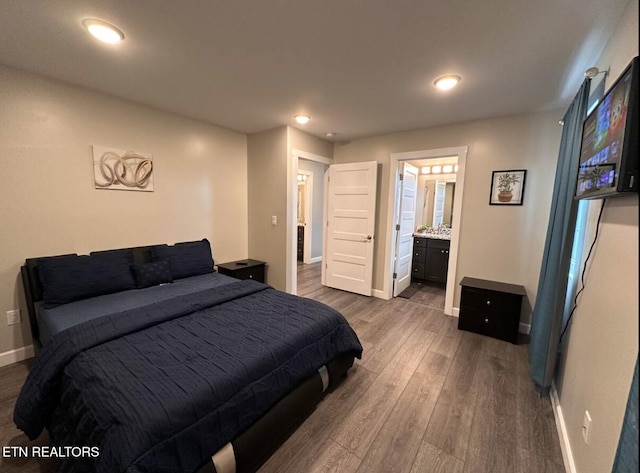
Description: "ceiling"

(0, 0), (628, 141)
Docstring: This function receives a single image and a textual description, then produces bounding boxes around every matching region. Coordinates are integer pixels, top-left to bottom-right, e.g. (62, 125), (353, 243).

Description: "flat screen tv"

(575, 56), (639, 200)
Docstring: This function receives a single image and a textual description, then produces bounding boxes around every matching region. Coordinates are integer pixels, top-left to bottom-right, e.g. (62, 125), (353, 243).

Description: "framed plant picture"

(489, 170), (527, 205)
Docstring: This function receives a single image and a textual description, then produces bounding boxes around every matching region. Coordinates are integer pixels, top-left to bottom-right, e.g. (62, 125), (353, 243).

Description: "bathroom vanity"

(411, 235), (450, 284)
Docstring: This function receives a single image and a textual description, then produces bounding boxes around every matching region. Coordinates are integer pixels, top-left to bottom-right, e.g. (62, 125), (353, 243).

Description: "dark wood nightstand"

(458, 277), (526, 344)
(217, 259), (266, 283)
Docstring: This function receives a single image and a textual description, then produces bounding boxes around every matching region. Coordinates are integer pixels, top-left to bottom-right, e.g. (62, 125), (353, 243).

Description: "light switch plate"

(6, 309), (21, 325)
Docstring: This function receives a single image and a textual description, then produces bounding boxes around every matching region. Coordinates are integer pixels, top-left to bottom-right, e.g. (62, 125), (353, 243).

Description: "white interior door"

(432, 180), (446, 227)
(393, 163), (419, 296)
(325, 161), (377, 296)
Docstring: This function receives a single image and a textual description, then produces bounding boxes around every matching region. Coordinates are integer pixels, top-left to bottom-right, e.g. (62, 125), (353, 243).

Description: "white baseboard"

(309, 256), (323, 264)
(0, 344), (35, 368)
(550, 383), (577, 473)
(519, 322), (531, 334)
(372, 289), (389, 300)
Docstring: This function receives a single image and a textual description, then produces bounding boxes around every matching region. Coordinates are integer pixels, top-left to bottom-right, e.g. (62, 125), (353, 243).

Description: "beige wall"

(288, 127), (334, 159)
(0, 65), (248, 356)
(247, 127), (288, 290)
(555, 1), (639, 472)
(247, 126), (333, 291)
(334, 110), (562, 322)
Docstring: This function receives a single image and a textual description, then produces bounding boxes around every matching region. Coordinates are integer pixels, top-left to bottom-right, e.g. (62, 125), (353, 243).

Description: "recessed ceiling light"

(434, 74), (461, 91)
(293, 114), (311, 125)
(82, 19), (124, 44)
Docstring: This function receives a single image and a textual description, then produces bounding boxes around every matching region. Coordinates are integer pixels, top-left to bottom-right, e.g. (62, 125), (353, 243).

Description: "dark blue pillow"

(89, 248), (135, 265)
(150, 239), (214, 280)
(131, 260), (173, 288)
(38, 253), (136, 308)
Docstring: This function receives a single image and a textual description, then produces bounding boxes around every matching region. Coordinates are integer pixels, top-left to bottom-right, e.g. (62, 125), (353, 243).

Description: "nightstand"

(217, 259), (266, 283)
(458, 277), (526, 344)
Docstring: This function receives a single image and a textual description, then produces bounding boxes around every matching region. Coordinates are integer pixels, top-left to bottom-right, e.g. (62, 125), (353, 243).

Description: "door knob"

(366, 235), (373, 241)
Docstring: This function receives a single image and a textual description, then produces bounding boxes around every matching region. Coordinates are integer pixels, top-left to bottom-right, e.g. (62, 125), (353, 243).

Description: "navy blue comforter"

(14, 280), (362, 473)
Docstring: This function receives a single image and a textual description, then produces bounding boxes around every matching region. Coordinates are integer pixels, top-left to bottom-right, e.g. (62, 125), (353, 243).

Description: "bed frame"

(21, 245), (355, 473)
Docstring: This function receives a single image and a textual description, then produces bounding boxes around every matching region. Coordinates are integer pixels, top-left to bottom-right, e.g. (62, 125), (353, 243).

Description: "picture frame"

(92, 145), (154, 192)
(489, 169), (527, 205)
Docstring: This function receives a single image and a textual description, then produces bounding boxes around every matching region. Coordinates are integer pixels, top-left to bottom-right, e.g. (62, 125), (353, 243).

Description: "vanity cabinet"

(411, 237), (450, 284)
(297, 225), (304, 261)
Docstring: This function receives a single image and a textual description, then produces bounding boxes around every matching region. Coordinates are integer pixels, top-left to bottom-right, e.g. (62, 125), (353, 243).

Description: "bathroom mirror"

(415, 178), (456, 229)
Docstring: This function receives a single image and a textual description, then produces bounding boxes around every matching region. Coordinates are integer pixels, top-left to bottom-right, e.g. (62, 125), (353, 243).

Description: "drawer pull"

(484, 318), (489, 324)
(486, 300), (491, 305)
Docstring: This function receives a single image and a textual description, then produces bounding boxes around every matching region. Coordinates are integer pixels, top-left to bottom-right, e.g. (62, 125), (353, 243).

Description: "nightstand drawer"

(457, 307), (515, 342)
(460, 287), (521, 314)
(231, 266), (265, 282)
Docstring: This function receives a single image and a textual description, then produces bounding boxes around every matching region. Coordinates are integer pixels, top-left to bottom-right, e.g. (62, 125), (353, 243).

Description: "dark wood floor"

(0, 263), (564, 473)
(261, 262), (564, 473)
(399, 280), (446, 310)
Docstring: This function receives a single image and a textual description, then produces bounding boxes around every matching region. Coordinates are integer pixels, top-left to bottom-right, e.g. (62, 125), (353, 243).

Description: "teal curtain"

(529, 79), (590, 393)
(612, 356), (638, 473)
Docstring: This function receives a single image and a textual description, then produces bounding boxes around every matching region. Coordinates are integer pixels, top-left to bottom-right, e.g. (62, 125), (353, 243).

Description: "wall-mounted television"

(575, 56), (638, 200)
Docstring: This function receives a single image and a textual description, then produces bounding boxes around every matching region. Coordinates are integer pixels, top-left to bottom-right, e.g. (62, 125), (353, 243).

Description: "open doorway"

(384, 146), (468, 316)
(287, 149), (332, 295)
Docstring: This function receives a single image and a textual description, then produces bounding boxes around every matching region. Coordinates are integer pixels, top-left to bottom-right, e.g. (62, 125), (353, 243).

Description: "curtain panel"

(612, 356), (638, 473)
(529, 79), (591, 393)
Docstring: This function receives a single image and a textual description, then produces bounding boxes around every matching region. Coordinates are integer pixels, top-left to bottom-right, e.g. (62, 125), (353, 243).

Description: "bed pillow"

(38, 253), (136, 308)
(131, 260), (173, 288)
(89, 248), (135, 265)
(150, 239), (214, 280)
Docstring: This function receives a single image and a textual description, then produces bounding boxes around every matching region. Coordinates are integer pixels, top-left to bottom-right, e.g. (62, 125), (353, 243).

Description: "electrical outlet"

(271, 215), (277, 226)
(6, 309), (21, 326)
(582, 410), (592, 444)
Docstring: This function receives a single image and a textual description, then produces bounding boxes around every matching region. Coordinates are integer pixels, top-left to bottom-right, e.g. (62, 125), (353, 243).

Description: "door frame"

(287, 148), (333, 294)
(383, 146), (468, 316)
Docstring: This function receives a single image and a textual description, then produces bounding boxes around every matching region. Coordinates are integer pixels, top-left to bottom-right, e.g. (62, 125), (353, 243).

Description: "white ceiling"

(0, 0), (628, 141)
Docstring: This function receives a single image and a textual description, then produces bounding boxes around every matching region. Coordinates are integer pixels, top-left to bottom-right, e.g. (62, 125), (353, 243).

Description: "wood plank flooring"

(0, 262), (564, 473)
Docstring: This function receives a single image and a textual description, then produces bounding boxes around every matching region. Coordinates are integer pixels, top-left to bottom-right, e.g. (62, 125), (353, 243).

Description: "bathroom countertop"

(413, 232), (451, 240)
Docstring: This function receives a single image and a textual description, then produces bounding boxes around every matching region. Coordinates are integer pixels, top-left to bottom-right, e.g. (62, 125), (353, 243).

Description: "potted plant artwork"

(489, 170), (527, 205)
(496, 173), (521, 202)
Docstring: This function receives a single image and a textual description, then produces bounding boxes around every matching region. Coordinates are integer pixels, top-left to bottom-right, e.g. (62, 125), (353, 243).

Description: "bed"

(14, 239), (362, 473)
